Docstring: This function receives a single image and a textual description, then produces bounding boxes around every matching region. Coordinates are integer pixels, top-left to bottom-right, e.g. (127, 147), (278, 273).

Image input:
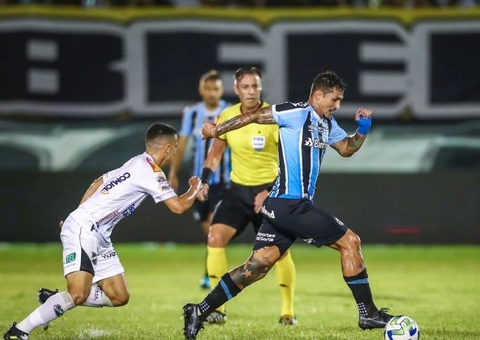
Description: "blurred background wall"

(0, 4), (479, 244)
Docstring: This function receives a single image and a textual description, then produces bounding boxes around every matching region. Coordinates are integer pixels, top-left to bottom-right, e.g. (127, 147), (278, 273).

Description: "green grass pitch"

(1, 243), (479, 340)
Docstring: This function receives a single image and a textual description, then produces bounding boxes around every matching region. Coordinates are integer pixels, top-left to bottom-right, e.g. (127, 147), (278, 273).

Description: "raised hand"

(355, 108), (372, 135)
(201, 122), (216, 139)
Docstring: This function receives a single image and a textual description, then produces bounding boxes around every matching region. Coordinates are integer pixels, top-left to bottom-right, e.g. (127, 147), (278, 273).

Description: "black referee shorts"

(253, 197), (348, 255)
(211, 181), (273, 236)
(193, 183), (223, 223)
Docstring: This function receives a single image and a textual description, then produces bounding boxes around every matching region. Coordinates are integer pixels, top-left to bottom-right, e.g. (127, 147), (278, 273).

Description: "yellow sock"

(275, 251), (296, 316)
(207, 246), (227, 313)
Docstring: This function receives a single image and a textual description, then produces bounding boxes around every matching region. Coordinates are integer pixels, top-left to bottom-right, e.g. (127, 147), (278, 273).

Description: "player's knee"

(69, 291), (89, 306)
(207, 231), (230, 247)
(345, 231), (362, 249)
(112, 292), (130, 307)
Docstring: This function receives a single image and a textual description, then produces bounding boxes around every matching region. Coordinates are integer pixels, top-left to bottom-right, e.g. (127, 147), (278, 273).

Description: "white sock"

(16, 291), (74, 333)
(81, 284), (114, 307)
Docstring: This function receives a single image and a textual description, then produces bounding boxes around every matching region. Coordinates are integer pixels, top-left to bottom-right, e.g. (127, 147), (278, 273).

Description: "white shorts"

(60, 215), (124, 284)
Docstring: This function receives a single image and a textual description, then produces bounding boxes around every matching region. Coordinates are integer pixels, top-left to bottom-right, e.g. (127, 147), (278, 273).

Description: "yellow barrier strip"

(1, 5), (480, 26)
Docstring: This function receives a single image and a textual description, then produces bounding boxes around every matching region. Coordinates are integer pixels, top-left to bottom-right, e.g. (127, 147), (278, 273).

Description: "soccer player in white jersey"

(4, 123), (202, 340)
(169, 70), (231, 290)
(183, 71), (399, 340)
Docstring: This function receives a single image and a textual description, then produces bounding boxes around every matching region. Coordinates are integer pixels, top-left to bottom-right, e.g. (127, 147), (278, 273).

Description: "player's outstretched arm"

(332, 108), (372, 157)
(163, 176), (202, 214)
(202, 106), (274, 138)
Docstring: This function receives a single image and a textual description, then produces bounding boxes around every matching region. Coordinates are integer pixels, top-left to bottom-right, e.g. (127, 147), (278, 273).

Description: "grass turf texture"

(0, 244), (479, 340)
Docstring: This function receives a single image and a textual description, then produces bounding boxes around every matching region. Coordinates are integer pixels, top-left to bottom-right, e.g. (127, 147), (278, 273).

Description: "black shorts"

(253, 197), (348, 255)
(211, 181), (273, 237)
(193, 183), (223, 223)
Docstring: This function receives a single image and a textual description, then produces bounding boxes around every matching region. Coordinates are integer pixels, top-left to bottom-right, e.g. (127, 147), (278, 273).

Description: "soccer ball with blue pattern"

(384, 315), (420, 340)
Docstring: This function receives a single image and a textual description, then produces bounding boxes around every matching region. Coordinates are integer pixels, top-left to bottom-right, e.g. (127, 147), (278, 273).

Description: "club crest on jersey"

(304, 137), (327, 149)
(252, 135), (266, 151)
(156, 173), (171, 191)
(146, 157), (161, 172)
(307, 123), (323, 133)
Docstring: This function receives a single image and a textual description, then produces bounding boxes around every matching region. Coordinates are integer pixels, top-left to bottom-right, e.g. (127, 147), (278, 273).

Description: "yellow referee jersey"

(217, 102), (278, 186)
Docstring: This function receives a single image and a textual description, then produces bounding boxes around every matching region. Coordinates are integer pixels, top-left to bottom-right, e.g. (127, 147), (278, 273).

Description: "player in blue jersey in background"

(169, 70), (231, 290)
(183, 70), (397, 340)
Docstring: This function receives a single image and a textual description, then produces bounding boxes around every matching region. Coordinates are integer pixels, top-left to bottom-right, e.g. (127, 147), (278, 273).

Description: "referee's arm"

(203, 138), (227, 172)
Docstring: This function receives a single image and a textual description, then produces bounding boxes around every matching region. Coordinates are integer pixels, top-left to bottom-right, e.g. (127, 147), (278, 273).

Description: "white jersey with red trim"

(68, 152), (176, 244)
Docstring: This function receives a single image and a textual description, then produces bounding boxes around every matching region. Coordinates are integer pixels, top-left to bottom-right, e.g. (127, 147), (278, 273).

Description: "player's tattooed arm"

(215, 107), (275, 135)
(205, 107), (275, 138)
(332, 133), (367, 157)
(346, 132), (367, 151)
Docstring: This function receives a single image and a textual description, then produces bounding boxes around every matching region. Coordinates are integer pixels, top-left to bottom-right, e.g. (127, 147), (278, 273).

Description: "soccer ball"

(384, 315), (420, 340)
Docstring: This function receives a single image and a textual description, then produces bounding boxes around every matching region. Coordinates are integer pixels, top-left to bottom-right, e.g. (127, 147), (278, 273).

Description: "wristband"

(356, 116), (372, 135)
(201, 167), (214, 184)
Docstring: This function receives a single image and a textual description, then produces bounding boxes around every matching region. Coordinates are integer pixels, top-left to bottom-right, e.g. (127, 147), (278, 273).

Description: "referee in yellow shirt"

(197, 66), (296, 325)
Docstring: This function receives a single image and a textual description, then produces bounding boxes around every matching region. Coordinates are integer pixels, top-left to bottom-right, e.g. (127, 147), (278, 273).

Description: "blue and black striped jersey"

(179, 100), (231, 185)
(270, 102), (347, 200)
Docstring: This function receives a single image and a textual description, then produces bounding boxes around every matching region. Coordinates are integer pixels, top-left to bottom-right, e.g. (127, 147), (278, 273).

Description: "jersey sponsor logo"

(256, 232), (275, 242)
(304, 137), (327, 149)
(261, 205), (276, 219)
(65, 252), (76, 264)
(122, 203), (136, 218)
(101, 250), (117, 259)
(101, 172), (131, 194)
(146, 157), (161, 172)
(98, 210), (120, 224)
(252, 135), (266, 151)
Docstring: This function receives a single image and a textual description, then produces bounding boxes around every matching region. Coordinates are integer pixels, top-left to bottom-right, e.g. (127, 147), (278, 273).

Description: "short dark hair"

(145, 123), (177, 143)
(200, 69), (222, 84)
(310, 71), (347, 96)
(234, 66), (262, 82)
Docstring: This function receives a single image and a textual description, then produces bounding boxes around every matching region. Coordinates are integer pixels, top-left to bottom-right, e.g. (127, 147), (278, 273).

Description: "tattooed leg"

(230, 246), (281, 289)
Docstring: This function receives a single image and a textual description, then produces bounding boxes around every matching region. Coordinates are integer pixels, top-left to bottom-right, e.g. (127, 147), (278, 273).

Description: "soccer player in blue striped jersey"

(195, 67), (297, 326)
(169, 70), (231, 290)
(183, 71), (397, 340)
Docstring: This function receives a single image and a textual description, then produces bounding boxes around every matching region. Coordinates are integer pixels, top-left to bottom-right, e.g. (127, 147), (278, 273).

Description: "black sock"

(199, 273), (242, 317)
(344, 269), (377, 317)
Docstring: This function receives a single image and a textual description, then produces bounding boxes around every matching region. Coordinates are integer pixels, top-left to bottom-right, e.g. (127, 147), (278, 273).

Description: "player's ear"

(164, 143), (171, 155)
